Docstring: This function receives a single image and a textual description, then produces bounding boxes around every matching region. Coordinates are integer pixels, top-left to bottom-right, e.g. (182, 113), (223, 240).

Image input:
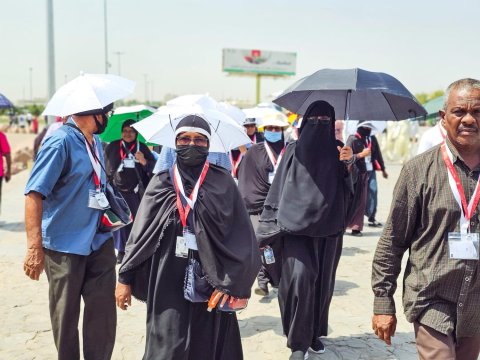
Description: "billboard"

(222, 48), (296, 76)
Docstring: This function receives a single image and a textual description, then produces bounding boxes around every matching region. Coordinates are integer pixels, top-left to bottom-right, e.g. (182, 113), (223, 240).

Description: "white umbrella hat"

(133, 106), (251, 152)
(42, 73), (135, 117)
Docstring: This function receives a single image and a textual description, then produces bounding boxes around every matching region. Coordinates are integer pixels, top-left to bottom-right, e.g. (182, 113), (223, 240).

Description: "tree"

(415, 90), (444, 104)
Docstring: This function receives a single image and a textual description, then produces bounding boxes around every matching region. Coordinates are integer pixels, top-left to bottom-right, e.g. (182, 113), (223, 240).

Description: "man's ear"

(439, 109), (446, 126)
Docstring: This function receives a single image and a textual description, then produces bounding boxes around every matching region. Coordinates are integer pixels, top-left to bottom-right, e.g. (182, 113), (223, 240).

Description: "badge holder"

(88, 189), (110, 210)
(262, 246), (275, 264)
(123, 157), (136, 169)
(448, 232), (480, 260)
(268, 172), (275, 184)
(184, 227), (198, 250)
(175, 235), (188, 258)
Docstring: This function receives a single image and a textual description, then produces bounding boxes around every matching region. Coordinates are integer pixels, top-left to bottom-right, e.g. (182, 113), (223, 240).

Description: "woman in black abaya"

(237, 118), (289, 296)
(104, 119), (156, 262)
(115, 115), (261, 360)
(256, 101), (354, 360)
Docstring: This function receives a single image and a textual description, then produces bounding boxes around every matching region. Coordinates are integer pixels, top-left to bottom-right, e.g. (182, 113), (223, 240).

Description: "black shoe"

(289, 350), (308, 360)
(254, 283), (269, 296)
(350, 230), (363, 237)
(309, 338), (326, 354)
(368, 220), (383, 228)
(116, 252), (125, 264)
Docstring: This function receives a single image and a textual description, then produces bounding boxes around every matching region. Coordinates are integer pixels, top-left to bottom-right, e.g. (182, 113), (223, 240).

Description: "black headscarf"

(256, 101), (349, 245)
(175, 115), (211, 196)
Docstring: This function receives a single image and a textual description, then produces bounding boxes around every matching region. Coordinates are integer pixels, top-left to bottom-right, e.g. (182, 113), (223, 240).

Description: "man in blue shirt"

(24, 104), (116, 360)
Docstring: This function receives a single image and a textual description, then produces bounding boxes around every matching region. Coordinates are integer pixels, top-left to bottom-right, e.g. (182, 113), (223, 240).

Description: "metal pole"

(104, 0), (109, 73)
(113, 51), (124, 75)
(256, 74), (261, 104)
(29, 67), (33, 102)
(46, 0), (56, 99)
(144, 74), (148, 103)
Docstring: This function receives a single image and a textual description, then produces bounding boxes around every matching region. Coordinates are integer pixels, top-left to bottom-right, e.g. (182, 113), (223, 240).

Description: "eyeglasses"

(106, 110), (115, 117)
(176, 136), (208, 147)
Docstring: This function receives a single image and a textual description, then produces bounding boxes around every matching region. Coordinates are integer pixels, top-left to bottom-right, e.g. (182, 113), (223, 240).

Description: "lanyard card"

(448, 232), (479, 260)
(183, 228), (198, 250)
(175, 236), (188, 258)
(123, 158), (136, 168)
(88, 190), (110, 210)
(263, 246), (275, 264)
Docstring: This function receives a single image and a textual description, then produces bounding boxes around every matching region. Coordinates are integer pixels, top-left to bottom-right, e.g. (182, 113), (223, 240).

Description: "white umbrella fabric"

(243, 107), (289, 129)
(344, 120), (387, 138)
(133, 105), (251, 152)
(113, 104), (156, 115)
(42, 73), (135, 117)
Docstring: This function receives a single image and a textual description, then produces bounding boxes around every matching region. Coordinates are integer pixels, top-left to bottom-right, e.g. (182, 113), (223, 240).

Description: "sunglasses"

(176, 136), (208, 147)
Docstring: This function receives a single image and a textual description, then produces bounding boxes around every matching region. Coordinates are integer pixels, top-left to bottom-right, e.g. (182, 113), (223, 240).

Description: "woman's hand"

(115, 283), (132, 310)
(207, 289), (248, 311)
(135, 151), (147, 166)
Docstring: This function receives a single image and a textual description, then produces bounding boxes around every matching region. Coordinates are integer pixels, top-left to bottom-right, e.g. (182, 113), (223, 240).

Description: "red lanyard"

(172, 161), (210, 227)
(441, 143), (480, 232)
(120, 141), (136, 160)
(85, 139), (101, 191)
(355, 133), (372, 149)
(438, 125), (446, 140)
(230, 152), (243, 178)
(264, 143), (285, 169)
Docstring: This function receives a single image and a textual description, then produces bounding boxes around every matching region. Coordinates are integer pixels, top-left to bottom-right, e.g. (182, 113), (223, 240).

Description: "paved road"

(0, 154), (419, 359)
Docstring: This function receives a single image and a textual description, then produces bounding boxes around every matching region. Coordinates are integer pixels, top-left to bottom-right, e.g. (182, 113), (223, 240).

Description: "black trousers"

(44, 239), (117, 360)
(279, 234), (342, 352)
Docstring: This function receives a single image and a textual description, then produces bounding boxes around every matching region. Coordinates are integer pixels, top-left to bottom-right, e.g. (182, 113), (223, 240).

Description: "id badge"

(263, 246), (275, 264)
(365, 155), (373, 171)
(88, 190), (109, 210)
(184, 228), (198, 250)
(268, 172), (275, 184)
(124, 158), (135, 168)
(175, 236), (188, 258)
(448, 232), (480, 260)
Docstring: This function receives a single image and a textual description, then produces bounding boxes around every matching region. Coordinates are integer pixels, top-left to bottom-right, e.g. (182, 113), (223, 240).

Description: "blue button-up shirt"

(25, 120), (111, 255)
(153, 146), (232, 174)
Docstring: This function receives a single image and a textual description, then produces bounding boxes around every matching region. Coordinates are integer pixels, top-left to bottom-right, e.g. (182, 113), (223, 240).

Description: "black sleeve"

(371, 136), (385, 171)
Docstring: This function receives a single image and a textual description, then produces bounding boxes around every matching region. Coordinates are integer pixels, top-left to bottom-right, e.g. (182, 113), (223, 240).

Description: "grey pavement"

(0, 162), (419, 360)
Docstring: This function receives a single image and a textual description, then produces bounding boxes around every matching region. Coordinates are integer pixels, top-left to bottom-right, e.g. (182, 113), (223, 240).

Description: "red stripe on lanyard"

(355, 133), (372, 149)
(230, 152), (243, 178)
(172, 161), (210, 228)
(85, 139), (101, 191)
(441, 143), (480, 227)
(264, 143), (285, 168)
(438, 125), (446, 140)
(120, 141), (137, 160)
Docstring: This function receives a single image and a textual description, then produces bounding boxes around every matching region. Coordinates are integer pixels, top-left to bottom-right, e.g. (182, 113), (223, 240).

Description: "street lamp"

(104, 0), (109, 73)
(29, 67), (33, 102)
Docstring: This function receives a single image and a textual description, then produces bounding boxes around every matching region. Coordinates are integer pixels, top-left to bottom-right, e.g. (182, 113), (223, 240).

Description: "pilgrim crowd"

(21, 77), (480, 360)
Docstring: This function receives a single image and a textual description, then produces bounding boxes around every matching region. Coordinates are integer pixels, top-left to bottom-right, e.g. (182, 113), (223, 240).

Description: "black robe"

(255, 101), (352, 352)
(118, 165), (261, 360)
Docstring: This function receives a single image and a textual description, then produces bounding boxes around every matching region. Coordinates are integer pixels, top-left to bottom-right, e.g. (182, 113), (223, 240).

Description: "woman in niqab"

(115, 115), (261, 360)
(256, 101), (353, 360)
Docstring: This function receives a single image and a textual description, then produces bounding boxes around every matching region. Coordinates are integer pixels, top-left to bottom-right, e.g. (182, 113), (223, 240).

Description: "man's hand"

(23, 247), (45, 280)
(382, 170), (388, 179)
(135, 151), (147, 166)
(337, 145), (353, 162)
(115, 283), (132, 310)
(372, 314), (397, 345)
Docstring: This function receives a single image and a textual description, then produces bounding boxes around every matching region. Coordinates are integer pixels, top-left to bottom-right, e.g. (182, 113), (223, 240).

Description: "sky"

(2, 0), (480, 105)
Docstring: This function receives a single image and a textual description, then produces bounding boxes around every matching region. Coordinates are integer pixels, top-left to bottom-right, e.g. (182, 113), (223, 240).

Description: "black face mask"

(176, 145), (209, 167)
(94, 113), (109, 135)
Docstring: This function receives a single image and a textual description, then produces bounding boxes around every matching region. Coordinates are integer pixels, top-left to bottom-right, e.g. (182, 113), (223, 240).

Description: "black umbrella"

(0, 92), (14, 109)
(273, 68), (426, 120)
